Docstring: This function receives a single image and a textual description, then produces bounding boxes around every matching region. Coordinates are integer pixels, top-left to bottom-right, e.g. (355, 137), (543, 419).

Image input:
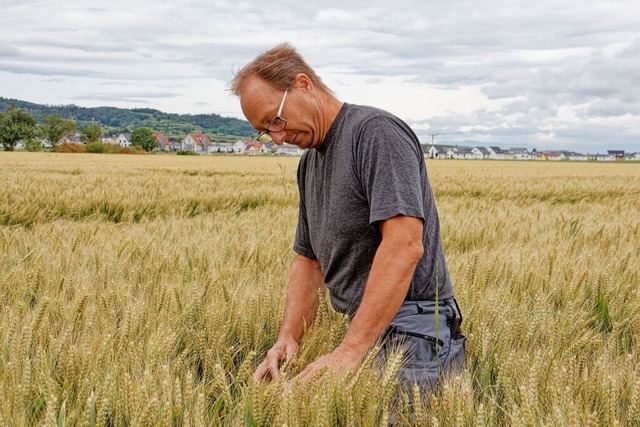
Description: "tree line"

(0, 97), (254, 140)
(0, 104), (158, 152)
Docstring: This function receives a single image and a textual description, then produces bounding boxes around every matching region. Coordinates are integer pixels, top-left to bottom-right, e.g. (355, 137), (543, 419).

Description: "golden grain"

(1, 152), (639, 425)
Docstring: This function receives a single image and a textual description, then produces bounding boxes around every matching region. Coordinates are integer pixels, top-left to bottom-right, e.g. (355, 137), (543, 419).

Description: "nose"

(271, 131), (286, 145)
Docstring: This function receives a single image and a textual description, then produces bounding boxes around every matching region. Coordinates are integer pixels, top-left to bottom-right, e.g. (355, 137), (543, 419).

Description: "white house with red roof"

(546, 151), (566, 161)
(153, 132), (171, 151)
(243, 142), (270, 155)
(233, 138), (254, 153)
(182, 133), (212, 154)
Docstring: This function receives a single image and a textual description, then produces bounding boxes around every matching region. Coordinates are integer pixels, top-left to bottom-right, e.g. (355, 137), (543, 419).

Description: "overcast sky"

(1, 0), (639, 152)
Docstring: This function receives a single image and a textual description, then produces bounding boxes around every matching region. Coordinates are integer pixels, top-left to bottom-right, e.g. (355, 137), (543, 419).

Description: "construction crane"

(430, 132), (462, 145)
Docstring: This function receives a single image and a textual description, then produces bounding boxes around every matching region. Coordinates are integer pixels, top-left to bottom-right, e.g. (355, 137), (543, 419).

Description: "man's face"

(239, 75), (319, 149)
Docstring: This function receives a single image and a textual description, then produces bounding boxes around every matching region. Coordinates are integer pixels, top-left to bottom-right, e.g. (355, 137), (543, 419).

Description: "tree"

(131, 127), (158, 152)
(0, 105), (37, 151)
(80, 122), (102, 144)
(39, 113), (76, 147)
(24, 138), (43, 152)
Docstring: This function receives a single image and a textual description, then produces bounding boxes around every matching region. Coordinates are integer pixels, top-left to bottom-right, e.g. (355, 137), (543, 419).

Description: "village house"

(242, 142), (270, 155)
(182, 133), (212, 154)
(232, 138), (278, 155)
(40, 138), (53, 149)
(509, 147), (535, 160)
(607, 150), (625, 161)
(306, 140), (632, 162)
(116, 133), (131, 147)
(425, 145), (449, 159)
(545, 151), (566, 161)
(209, 142), (235, 153)
(233, 138), (254, 153)
(275, 143), (304, 156)
(487, 146), (508, 160)
(472, 147), (491, 159)
(60, 133), (83, 145)
(153, 132), (171, 151)
(586, 150), (626, 161)
(589, 153), (609, 161)
(566, 152), (589, 161)
(448, 147), (478, 159)
(19, 138), (52, 149)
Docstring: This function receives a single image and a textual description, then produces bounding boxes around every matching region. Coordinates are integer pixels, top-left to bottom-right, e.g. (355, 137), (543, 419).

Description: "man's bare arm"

(253, 254), (325, 381)
(296, 215), (424, 382)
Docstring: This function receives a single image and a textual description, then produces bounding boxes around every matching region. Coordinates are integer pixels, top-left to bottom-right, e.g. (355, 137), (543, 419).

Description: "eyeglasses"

(255, 90), (288, 143)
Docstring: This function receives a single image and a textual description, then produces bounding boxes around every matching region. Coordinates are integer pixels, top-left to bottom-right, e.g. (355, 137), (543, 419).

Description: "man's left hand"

(295, 347), (364, 384)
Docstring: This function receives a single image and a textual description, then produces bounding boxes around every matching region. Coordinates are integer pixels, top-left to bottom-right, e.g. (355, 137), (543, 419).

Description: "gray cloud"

(0, 62), (99, 77)
(0, 46), (22, 57)
(0, 0), (639, 152)
(73, 91), (178, 103)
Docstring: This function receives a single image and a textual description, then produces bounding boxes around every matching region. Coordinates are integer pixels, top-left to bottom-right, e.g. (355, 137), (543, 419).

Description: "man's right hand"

(253, 337), (299, 381)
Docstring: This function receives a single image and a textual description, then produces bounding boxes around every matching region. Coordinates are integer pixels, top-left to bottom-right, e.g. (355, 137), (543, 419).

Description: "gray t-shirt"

(294, 103), (454, 315)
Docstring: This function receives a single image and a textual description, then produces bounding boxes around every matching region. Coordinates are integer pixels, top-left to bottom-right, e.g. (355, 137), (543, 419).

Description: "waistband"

(395, 298), (463, 324)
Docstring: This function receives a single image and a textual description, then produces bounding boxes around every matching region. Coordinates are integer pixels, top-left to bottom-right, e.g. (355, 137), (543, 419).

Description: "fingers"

(253, 345), (288, 382)
(296, 365), (315, 385)
(253, 339), (301, 383)
(253, 356), (281, 382)
(296, 359), (329, 385)
(252, 361), (270, 382)
(266, 356), (281, 381)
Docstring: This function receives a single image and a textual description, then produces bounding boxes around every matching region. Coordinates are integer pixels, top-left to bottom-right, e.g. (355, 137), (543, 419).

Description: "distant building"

(168, 139), (182, 151)
(62, 133), (83, 145)
(472, 147), (491, 159)
(116, 133), (131, 147)
(426, 145), (449, 159)
(607, 150), (625, 161)
(243, 142), (270, 155)
(275, 143), (304, 156)
(487, 146), (508, 160)
(546, 151), (566, 161)
(182, 133), (212, 154)
(153, 132), (171, 151)
(233, 138), (254, 153)
(509, 147), (535, 160)
(450, 147), (478, 159)
(566, 152), (589, 161)
(210, 142), (235, 153)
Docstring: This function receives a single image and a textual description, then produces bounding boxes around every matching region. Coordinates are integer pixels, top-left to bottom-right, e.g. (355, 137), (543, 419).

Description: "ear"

(292, 73), (313, 92)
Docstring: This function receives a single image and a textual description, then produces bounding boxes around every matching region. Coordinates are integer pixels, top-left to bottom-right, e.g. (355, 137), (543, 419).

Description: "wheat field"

(1, 152), (639, 426)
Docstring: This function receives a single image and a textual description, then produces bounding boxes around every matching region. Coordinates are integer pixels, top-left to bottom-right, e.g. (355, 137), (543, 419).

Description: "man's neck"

(315, 94), (344, 147)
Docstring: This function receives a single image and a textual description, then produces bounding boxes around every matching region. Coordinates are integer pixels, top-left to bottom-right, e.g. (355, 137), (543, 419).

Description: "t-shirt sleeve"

(293, 158), (317, 259)
(357, 116), (426, 225)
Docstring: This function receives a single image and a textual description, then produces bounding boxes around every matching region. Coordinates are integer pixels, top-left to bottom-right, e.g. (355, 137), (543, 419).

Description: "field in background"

(1, 152), (639, 426)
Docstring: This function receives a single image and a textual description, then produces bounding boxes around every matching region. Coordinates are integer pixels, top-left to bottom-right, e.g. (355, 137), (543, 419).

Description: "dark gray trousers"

(381, 299), (466, 390)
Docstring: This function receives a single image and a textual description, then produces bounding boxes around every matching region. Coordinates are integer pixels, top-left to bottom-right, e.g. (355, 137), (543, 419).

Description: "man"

(229, 43), (465, 389)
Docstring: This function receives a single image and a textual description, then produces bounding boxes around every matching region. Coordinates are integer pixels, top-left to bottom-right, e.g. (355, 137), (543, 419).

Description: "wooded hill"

(0, 97), (254, 142)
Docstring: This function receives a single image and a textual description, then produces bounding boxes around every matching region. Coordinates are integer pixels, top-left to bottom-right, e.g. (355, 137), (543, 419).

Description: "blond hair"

(229, 43), (333, 96)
